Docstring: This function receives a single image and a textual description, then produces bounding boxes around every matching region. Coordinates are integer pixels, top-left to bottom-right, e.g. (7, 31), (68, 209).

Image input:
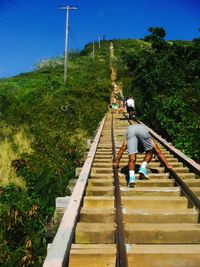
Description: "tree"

(146, 26), (166, 40)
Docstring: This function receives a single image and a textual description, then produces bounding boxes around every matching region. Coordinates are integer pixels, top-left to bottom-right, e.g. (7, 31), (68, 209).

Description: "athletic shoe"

(138, 167), (149, 180)
(128, 176), (136, 187)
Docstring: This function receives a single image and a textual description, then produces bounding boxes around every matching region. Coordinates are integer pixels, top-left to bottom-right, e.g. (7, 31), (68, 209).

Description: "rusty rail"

(111, 112), (128, 267)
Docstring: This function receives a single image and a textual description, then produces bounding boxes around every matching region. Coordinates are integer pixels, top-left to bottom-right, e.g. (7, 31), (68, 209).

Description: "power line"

(0, 0), (61, 27)
(0, 1), (61, 35)
(0, 18), (58, 37)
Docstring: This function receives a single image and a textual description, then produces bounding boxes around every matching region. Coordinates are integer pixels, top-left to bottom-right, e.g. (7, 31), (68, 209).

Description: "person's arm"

(113, 141), (127, 168)
(153, 141), (173, 170)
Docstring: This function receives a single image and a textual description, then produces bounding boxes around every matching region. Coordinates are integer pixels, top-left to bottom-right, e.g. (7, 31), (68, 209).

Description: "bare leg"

(143, 149), (153, 163)
(128, 154), (136, 187)
(128, 153), (136, 171)
(139, 149), (153, 179)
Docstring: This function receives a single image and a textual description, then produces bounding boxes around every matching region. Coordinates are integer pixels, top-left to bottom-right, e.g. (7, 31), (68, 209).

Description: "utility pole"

(92, 41), (95, 61)
(98, 35), (101, 48)
(60, 5), (78, 83)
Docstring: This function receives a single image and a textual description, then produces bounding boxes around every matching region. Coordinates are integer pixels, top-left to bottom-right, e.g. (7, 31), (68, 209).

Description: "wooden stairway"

(68, 113), (200, 267)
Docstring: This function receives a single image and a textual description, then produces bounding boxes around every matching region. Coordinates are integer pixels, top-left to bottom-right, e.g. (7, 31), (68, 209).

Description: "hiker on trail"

(113, 124), (173, 187)
(126, 97), (135, 119)
(111, 95), (118, 110)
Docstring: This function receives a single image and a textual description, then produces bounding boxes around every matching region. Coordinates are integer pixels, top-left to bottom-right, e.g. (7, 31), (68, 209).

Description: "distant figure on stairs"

(126, 96), (135, 119)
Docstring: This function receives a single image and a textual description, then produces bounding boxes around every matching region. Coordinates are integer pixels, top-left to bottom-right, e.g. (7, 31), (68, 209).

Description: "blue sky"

(0, 0), (199, 78)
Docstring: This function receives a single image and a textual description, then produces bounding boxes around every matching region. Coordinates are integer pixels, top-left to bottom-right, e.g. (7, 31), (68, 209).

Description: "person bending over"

(114, 124), (172, 187)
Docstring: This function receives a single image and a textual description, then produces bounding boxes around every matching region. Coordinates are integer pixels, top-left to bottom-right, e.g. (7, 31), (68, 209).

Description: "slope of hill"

(0, 31), (200, 265)
(0, 48), (112, 265)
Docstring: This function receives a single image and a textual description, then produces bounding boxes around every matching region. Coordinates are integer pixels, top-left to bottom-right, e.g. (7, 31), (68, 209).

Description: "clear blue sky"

(0, 0), (199, 78)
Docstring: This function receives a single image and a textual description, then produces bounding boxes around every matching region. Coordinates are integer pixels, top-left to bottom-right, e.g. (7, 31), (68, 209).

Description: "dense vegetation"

(0, 49), (111, 266)
(110, 29), (200, 161)
(1, 27), (200, 266)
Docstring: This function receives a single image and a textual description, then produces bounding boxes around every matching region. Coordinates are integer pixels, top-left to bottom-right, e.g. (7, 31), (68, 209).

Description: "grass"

(0, 128), (33, 187)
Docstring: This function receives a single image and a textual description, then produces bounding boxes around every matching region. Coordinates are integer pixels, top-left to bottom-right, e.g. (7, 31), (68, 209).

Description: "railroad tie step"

(94, 152), (112, 156)
(83, 196), (115, 208)
(177, 173), (196, 179)
(184, 179), (200, 186)
(119, 173), (170, 180)
(127, 244), (200, 267)
(86, 186), (114, 196)
(94, 155), (113, 159)
(119, 179), (175, 187)
(75, 223), (116, 243)
(92, 162), (113, 167)
(69, 244), (116, 267)
(91, 167), (113, 174)
(90, 173), (114, 179)
(119, 161), (183, 169)
(122, 208), (198, 223)
(173, 167), (190, 173)
(97, 145), (113, 149)
(121, 196), (188, 209)
(190, 187), (200, 196)
(120, 187), (181, 196)
(88, 178), (113, 187)
(124, 223), (200, 243)
(79, 208), (115, 223)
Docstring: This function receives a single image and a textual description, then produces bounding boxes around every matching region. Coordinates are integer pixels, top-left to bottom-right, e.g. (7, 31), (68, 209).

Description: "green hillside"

(0, 48), (112, 266)
(0, 28), (200, 265)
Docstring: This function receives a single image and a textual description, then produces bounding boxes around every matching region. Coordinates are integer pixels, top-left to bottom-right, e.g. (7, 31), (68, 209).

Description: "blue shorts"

(126, 124), (153, 155)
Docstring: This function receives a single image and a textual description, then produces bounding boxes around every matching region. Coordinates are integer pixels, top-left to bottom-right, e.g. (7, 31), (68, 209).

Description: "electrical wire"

(8, 0), (61, 27)
(0, 0), (63, 37)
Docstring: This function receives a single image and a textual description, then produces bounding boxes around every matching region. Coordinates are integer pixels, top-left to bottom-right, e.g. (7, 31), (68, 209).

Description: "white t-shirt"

(126, 98), (135, 108)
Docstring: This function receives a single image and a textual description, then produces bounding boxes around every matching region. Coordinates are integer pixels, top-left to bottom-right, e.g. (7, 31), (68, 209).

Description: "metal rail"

(111, 112), (128, 267)
(123, 113), (200, 212)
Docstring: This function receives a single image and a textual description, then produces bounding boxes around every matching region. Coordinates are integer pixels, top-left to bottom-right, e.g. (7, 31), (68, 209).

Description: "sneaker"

(128, 176), (136, 187)
(138, 167), (149, 180)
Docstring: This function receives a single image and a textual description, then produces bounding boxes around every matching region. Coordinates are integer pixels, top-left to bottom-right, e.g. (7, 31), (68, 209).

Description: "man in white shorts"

(126, 97), (135, 119)
(114, 124), (172, 187)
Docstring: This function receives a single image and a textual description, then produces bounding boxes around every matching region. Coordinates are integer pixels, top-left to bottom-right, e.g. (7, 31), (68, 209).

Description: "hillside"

(1, 31), (200, 265)
(0, 48), (112, 266)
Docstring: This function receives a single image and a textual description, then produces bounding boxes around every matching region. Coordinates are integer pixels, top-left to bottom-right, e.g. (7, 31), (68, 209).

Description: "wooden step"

(69, 244), (116, 267)
(119, 179), (175, 187)
(121, 196), (188, 209)
(88, 179), (113, 186)
(123, 208), (198, 223)
(127, 244), (200, 267)
(94, 155), (112, 159)
(124, 223), (200, 243)
(92, 162), (113, 167)
(86, 186), (114, 196)
(80, 208), (115, 223)
(83, 196), (114, 208)
(190, 187), (200, 196)
(91, 167), (113, 174)
(75, 223), (115, 243)
(97, 145), (113, 149)
(184, 179), (200, 186)
(95, 151), (112, 155)
(120, 187), (181, 196)
(96, 148), (112, 152)
(177, 173), (196, 179)
(90, 173), (170, 180)
(119, 161), (183, 168)
(173, 167), (190, 173)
